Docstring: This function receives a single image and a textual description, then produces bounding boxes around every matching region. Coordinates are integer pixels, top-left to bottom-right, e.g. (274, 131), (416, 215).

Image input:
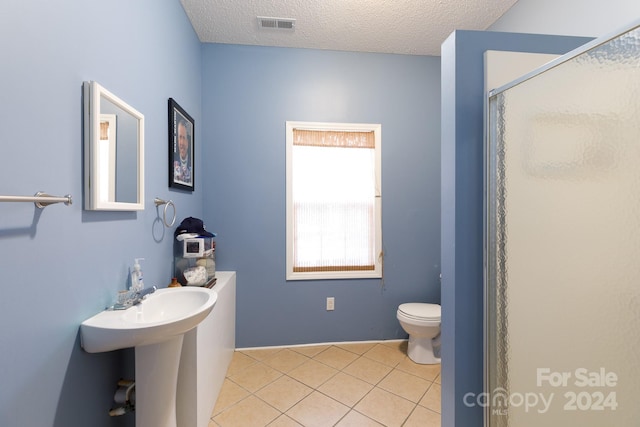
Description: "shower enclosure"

(485, 21), (640, 426)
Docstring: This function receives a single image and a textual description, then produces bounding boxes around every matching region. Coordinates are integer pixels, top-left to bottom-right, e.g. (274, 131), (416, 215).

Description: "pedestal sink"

(80, 287), (217, 427)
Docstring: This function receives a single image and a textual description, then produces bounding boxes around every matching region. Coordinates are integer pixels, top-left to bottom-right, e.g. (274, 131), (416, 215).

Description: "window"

(286, 121), (382, 280)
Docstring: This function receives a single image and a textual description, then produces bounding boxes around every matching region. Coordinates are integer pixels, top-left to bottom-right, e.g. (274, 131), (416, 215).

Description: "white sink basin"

(81, 286), (218, 427)
(81, 287), (218, 353)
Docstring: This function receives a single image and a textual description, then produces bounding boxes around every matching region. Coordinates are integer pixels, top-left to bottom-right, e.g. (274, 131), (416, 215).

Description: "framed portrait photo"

(168, 98), (195, 191)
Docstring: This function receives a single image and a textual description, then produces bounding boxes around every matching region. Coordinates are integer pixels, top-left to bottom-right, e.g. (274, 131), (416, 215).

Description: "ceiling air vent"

(258, 16), (296, 30)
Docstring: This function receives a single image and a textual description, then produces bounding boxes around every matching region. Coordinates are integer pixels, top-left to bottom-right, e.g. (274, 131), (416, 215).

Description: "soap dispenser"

(131, 258), (145, 292)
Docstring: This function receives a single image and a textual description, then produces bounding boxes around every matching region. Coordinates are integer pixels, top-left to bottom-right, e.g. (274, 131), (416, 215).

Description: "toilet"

(397, 303), (441, 364)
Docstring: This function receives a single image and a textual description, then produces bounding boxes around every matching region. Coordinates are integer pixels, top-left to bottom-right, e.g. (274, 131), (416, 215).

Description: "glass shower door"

(486, 22), (640, 426)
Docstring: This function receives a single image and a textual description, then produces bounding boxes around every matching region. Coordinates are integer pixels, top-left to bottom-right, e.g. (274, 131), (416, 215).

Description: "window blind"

(292, 128), (376, 273)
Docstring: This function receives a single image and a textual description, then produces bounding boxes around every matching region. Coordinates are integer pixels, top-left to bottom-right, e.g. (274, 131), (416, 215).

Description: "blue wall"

(0, 1), (202, 426)
(440, 30), (593, 426)
(201, 44), (442, 347)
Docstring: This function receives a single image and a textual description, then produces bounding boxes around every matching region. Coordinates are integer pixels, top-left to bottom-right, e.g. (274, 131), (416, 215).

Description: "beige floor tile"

(214, 395), (280, 427)
(336, 342), (377, 355)
(226, 351), (259, 377)
(212, 378), (251, 416)
(335, 410), (384, 426)
(377, 369), (431, 403)
(287, 359), (338, 389)
(313, 346), (360, 370)
(419, 382), (441, 413)
(317, 372), (374, 407)
(395, 357), (441, 381)
(286, 391), (349, 427)
(214, 343), (442, 427)
(267, 414), (303, 427)
(363, 344), (408, 367)
(403, 405), (441, 427)
(354, 387), (415, 427)
(342, 356), (392, 385)
(241, 348), (284, 361)
(434, 373), (441, 384)
(263, 348), (310, 373)
(229, 362), (283, 393)
(379, 340), (408, 353)
(255, 376), (313, 412)
(290, 345), (331, 357)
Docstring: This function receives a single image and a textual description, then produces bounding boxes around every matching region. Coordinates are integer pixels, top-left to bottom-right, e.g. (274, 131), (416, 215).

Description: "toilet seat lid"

(398, 303), (441, 320)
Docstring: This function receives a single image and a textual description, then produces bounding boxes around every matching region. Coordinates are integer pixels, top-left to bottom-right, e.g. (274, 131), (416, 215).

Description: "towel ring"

(154, 198), (176, 227)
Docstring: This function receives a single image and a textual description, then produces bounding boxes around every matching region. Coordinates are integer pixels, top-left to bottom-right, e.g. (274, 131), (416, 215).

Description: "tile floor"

(208, 340), (441, 427)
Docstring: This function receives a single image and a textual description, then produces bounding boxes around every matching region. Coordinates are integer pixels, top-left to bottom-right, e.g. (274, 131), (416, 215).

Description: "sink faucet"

(131, 286), (157, 305)
(111, 286), (157, 310)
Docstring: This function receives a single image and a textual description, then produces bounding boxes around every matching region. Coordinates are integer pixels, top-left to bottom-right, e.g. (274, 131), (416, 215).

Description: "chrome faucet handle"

(138, 286), (157, 298)
(109, 286), (156, 310)
(132, 286), (157, 305)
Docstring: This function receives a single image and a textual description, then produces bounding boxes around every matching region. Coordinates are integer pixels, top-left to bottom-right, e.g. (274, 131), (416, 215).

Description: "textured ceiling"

(180, 0), (519, 56)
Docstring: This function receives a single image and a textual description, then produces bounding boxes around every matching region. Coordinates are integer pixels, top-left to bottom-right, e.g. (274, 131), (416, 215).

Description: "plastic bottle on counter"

(131, 258), (145, 292)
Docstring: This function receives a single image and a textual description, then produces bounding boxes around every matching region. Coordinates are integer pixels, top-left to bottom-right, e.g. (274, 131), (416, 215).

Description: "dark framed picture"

(168, 98), (195, 191)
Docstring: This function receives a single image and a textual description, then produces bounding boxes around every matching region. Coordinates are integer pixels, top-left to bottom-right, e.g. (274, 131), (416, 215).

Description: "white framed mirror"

(83, 81), (144, 210)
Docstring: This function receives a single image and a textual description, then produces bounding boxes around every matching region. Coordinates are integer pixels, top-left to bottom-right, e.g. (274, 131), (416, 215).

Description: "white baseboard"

(236, 338), (407, 352)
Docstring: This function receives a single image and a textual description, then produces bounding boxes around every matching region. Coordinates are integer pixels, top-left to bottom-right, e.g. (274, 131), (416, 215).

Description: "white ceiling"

(180, 0), (519, 56)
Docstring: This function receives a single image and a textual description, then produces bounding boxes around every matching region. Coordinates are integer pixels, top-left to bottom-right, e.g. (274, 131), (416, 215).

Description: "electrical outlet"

(326, 297), (335, 311)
